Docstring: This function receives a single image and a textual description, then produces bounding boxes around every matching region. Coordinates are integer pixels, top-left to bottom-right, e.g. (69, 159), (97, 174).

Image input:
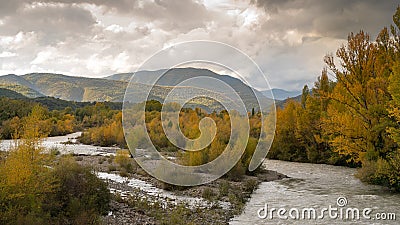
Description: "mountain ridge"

(0, 68), (276, 112)
(261, 88), (301, 100)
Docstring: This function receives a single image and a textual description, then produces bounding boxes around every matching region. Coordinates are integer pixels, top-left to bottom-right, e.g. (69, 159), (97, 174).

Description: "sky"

(0, 0), (398, 91)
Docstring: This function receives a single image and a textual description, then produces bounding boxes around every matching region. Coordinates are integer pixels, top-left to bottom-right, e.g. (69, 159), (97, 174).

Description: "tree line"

(0, 98), (121, 139)
(268, 7), (400, 191)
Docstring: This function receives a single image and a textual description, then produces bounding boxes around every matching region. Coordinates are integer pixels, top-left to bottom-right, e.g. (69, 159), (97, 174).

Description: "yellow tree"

(384, 62), (400, 191)
(323, 30), (396, 164)
(389, 63), (400, 143)
(269, 100), (306, 161)
(0, 105), (56, 221)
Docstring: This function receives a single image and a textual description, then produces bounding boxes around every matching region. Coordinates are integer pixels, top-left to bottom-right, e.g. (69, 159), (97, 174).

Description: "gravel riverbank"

(75, 155), (288, 225)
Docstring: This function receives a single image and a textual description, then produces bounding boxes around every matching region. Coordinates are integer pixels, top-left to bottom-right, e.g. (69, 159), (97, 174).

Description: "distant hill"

(0, 88), (27, 99)
(0, 84), (44, 98)
(0, 74), (44, 98)
(22, 73), (128, 102)
(261, 88), (301, 100)
(31, 97), (122, 111)
(275, 94), (302, 108)
(0, 74), (38, 89)
(107, 68), (274, 112)
(0, 68), (274, 112)
(104, 72), (134, 82)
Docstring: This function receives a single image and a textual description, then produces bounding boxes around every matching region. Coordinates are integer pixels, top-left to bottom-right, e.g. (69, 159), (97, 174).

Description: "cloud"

(86, 51), (133, 74)
(0, 51), (17, 58)
(0, 0), (398, 90)
(0, 3), (96, 44)
(252, 0), (398, 39)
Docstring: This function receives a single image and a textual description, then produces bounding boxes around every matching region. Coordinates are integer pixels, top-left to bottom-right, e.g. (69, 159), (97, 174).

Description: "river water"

(230, 159), (400, 225)
(0, 132), (118, 156)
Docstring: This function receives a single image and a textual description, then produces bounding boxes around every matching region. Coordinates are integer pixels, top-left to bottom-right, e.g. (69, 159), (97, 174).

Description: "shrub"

(244, 179), (258, 192)
(202, 187), (215, 201)
(218, 181), (230, 197)
(115, 150), (135, 173)
(47, 157), (111, 222)
(98, 157), (106, 164)
(107, 155), (114, 164)
(226, 162), (245, 181)
(357, 151), (400, 192)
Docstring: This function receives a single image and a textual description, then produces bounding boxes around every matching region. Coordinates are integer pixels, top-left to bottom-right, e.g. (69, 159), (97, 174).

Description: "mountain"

(22, 73), (128, 102)
(107, 68), (273, 112)
(261, 88), (301, 100)
(0, 74), (38, 89)
(0, 74), (44, 98)
(0, 68), (274, 112)
(104, 72), (134, 82)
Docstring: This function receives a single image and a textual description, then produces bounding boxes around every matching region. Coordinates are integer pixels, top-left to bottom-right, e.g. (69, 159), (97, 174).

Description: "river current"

(230, 159), (400, 225)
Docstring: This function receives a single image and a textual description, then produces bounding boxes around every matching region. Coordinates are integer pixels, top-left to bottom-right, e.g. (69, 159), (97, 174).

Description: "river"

(2, 134), (399, 224)
(0, 132), (118, 156)
(230, 159), (400, 224)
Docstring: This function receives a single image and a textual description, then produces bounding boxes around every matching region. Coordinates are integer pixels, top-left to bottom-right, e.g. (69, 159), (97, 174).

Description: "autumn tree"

(0, 105), (56, 223)
(268, 100), (307, 161)
(323, 30), (396, 164)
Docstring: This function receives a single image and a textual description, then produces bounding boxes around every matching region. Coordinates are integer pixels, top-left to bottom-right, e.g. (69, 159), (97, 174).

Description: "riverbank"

(75, 154), (288, 224)
(0, 132), (288, 224)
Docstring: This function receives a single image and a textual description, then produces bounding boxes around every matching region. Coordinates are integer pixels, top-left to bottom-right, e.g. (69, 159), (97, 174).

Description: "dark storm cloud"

(252, 0), (399, 38)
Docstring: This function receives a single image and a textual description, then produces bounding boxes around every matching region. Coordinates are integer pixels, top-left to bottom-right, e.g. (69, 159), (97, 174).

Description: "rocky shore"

(75, 155), (288, 225)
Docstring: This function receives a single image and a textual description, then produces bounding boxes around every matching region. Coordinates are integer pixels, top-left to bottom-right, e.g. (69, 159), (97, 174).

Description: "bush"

(357, 151), (400, 192)
(107, 156), (114, 164)
(115, 150), (135, 173)
(98, 157), (106, 164)
(0, 155), (111, 225)
(49, 147), (61, 156)
(47, 157), (111, 222)
(218, 181), (230, 197)
(202, 187), (215, 201)
(244, 179), (258, 192)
